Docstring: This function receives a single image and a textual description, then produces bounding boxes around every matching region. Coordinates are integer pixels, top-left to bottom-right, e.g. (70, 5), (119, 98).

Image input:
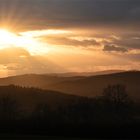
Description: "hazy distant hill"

(44, 70), (124, 77)
(0, 71), (139, 101)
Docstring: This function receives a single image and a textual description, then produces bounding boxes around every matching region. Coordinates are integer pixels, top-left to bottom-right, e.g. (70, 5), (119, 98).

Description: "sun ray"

(0, 28), (50, 55)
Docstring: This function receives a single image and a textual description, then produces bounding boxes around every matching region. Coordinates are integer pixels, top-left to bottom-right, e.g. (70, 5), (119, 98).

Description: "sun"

(0, 29), (17, 46)
(0, 28), (50, 55)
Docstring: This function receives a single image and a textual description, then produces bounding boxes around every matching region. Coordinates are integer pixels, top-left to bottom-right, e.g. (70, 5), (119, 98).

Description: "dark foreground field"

(0, 124), (140, 139)
(0, 84), (139, 139)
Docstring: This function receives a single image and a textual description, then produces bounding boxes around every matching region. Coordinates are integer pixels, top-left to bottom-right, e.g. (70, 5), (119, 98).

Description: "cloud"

(0, 47), (30, 64)
(45, 36), (100, 47)
(112, 36), (140, 50)
(0, 0), (139, 75)
(35, 29), (140, 53)
(0, 0), (139, 31)
(0, 47), (65, 76)
(103, 44), (128, 53)
(20, 29), (71, 37)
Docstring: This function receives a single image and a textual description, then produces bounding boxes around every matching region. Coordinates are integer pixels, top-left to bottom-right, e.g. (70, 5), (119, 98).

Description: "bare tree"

(102, 84), (129, 105)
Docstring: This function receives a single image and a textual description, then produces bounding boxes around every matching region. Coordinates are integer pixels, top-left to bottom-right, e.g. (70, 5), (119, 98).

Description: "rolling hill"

(0, 85), (86, 112)
(0, 71), (139, 101)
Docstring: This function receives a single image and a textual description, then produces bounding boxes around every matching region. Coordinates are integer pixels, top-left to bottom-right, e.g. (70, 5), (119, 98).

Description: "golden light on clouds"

(0, 0), (139, 78)
(0, 27), (74, 56)
(0, 26), (139, 77)
(20, 29), (72, 37)
(0, 28), (50, 55)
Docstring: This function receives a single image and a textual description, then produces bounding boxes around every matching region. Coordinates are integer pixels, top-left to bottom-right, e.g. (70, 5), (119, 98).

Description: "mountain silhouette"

(0, 71), (139, 101)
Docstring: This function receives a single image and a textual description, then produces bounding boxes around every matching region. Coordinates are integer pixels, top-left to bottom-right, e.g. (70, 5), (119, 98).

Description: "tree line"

(0, 84), (139, 137)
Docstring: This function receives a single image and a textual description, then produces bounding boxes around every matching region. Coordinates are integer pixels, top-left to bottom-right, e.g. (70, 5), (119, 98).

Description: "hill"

(0, 71), (139, 101)
(44, 70), (124, 77)
(0, 85), (85, 112)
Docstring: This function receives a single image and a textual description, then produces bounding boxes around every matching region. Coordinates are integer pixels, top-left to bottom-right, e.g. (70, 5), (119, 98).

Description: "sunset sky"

(0, 0), (140, 77)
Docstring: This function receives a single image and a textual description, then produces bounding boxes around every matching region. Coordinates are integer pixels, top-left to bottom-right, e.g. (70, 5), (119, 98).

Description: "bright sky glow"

(0, 28), (50, 55)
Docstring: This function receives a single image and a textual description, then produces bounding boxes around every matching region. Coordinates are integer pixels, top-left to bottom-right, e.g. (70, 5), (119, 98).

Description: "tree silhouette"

(100, 84), (133, 123)
(102, 84), (129, 105)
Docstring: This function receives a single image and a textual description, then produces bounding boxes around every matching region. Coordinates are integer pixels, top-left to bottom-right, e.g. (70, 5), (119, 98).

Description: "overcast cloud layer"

(0, 0), (139, 30)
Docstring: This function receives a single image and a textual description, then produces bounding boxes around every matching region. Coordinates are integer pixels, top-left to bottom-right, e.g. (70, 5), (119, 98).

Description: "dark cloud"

(0, 0), (139, 30)
(112, 36), (140, 50)
(103, 44), (128, 53)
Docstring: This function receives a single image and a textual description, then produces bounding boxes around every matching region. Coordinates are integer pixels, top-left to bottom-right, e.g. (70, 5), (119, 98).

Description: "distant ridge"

(43, 70), (125, 77)
(0, 70), (139, 101)
(2, 70), (125, 78)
